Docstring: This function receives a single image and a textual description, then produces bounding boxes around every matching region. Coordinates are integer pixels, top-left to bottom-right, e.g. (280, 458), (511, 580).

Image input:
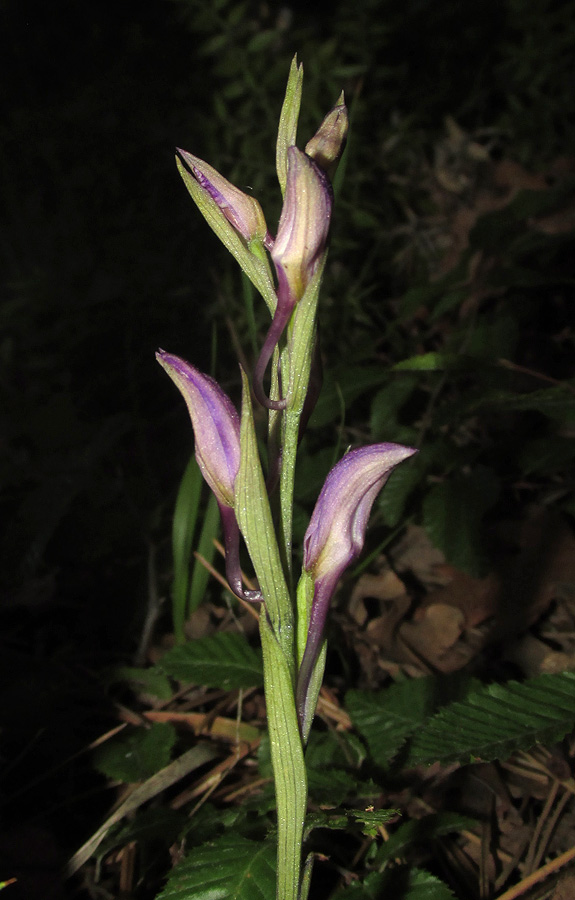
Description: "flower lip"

(176, 148), (269, 244)
(156, 349), (241, 507)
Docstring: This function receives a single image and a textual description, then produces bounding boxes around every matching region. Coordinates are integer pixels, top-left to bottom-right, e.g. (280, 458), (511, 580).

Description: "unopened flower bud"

(305, 93), (348, 180)
(177, 149), (269, 244)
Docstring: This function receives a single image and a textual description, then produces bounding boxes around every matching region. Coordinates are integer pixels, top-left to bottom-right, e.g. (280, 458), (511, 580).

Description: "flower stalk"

(160, 56), (415, 900)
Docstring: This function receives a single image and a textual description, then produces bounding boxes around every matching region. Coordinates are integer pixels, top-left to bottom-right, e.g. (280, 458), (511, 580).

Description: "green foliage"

(406, 672), (575, 766)
(346, 676), (476, 766)
(159, 632), (263, 689)
(93, 723), (177, 783)
(332, 866), (458, 900)
(188, 492), (220, 613)
(171, 455), (204, 642)
(347, 673), (575, 769)
(306, 807), (397, 840)
(156, 833), (277, 900)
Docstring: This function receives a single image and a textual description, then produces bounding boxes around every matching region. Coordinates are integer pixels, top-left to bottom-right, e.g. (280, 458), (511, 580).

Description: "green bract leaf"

(276, 54), (304, 196)
(235, 370), (292, 650)
(176, 157), (277, 314)
(406, 672), (575, 766)
(159, 632), (263, 689)
(287, 258), (325, 414)
(93, 723), (177, 783)
(157, 833), (277, 900)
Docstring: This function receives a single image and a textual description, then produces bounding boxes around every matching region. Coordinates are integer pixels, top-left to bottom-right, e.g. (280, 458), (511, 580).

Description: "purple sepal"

(296, 443), (417, 733)
(156, 350), (241, 508)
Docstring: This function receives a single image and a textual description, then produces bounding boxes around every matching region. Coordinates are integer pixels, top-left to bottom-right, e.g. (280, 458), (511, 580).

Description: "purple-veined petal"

(156, 350), (240, 508)
(303, 444), (417, 581)
(157, 351), (262, 604)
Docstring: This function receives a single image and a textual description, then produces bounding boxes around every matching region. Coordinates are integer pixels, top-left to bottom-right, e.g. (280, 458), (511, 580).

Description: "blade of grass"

(172, 456), (203, 644)
(189, 491), (220, 613)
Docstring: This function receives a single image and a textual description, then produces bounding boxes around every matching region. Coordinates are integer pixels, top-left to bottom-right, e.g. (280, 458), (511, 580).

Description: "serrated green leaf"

(305, 728), (366, 770)
(394, 868), (458, 900)
(93, 723), (177, 783)
(346, 675), (476, 765)
(157, 832), (277, 900)
(307, 767), (362, 806)
(160, 632), (263, 689)
(331, 866), (457, 899)
(406, 672), (575, 766)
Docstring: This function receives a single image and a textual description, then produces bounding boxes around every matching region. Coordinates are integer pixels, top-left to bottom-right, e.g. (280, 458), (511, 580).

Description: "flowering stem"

(278, 409), (300, 584)
(259, 612), (307, 900)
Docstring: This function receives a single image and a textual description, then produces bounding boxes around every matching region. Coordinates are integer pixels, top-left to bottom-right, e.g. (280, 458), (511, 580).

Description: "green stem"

(260, 612), (307, 900)
(278, 406), (300, 586)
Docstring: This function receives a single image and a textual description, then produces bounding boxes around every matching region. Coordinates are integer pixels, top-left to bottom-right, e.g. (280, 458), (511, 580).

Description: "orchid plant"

(159, 57), (416, 900)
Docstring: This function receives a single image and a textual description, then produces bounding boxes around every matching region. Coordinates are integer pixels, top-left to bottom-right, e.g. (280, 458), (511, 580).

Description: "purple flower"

(177, 149), (271, 247)
(297, 443), (417, 734)
(157, 350), (261, 602)
(254, 147), (332, 410)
